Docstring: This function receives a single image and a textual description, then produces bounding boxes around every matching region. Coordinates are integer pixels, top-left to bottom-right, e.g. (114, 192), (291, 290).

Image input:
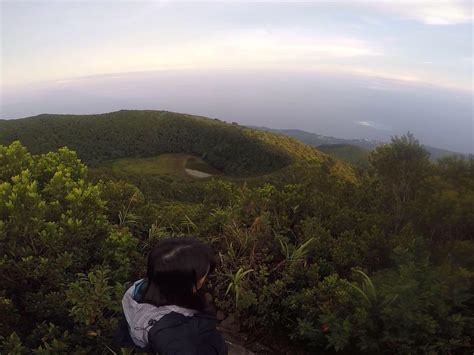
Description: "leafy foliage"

(1, 128), (472, 353)
(317, 144), (370, 167)
(0, 110), (307, 176)
(0, 142), (138, 353)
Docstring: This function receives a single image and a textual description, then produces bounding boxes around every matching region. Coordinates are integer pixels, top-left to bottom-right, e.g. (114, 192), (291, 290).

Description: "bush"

(1, 139), (472, 353)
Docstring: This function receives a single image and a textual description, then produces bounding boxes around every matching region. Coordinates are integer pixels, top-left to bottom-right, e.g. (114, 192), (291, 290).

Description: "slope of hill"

(254, 127), (464, 163)
(251, 127), (381, 150)
(0, 110), (344, 178)
(317, 144), (370, 166)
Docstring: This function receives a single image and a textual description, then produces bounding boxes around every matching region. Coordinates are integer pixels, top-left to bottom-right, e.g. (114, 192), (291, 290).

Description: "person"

(116, 237), (228, 354)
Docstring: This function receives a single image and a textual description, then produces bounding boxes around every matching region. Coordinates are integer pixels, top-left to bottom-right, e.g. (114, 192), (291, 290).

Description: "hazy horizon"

(1, 1), (472, 153)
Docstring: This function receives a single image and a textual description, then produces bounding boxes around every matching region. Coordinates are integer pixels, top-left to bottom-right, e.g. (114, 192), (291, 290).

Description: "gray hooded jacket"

(122, 279), (197, 348)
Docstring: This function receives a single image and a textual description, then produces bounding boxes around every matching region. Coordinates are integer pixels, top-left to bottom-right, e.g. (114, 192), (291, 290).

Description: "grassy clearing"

(185, 156), (222, 176)
(95, 153), (289, 192)
(102, 154), (222, 179)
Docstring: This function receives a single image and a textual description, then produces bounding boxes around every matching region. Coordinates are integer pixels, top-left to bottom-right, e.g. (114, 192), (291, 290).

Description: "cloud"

(331, 66), (471, 92)
(55, 79), (74, 84)
(367, 84), (398, 91)
(3, 28), (382, 86)
(150, 29), (382, 69)
(356, 120), (393, 131)
(352, 0), (473, 25)
(194, 0), (473, 25)
(345, 67), (422, 83)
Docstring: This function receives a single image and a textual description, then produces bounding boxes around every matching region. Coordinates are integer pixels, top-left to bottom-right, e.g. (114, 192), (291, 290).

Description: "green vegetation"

(259, 127), (466, 165)
(316, 144), (370, 167)
(100, 154), (221, 179)
(91, 154), (225, 203)
(185, 156), (222, 176)
(0, 109), (352, 203)
(0, 112), (473, 353)
(0, 110), (329, 176)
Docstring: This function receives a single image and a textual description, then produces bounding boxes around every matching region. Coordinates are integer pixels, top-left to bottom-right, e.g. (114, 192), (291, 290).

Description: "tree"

(369, 133), (431, 229)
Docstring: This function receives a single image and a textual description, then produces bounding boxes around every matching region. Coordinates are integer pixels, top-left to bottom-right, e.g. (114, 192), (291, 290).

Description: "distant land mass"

(0, 110), (358, 202)
(252, 127), (466, 165)
(0, 110), (353, 176)
(0, 109), (464, 171)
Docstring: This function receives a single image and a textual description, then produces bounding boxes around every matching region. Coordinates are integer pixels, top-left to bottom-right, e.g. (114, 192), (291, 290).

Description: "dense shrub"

(1, 137), (472, 353)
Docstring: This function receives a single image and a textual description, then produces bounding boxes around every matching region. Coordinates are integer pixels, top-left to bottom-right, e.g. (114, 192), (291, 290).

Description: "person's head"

(140, 237), (216, 310)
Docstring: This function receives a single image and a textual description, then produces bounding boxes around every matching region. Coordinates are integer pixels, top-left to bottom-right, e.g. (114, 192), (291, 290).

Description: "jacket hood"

(122, 279), (197, 348)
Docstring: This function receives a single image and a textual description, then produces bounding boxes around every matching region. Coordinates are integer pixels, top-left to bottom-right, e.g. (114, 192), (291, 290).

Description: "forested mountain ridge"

(251, 127), (383, 150)
(254, 126), (465, 163)
(0, 110), (341, 177)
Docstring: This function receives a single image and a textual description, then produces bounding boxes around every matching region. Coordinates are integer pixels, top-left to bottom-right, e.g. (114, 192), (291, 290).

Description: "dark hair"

(139, 237), (216, 310)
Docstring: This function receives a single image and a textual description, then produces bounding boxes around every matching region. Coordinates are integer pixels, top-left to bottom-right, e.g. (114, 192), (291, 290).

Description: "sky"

(1, 0), (473, 153)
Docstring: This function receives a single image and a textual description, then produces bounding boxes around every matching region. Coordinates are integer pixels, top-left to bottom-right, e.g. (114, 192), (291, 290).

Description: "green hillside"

(256, 127), (465, 163)
(317, 144), (370, 166)
(0, 110), (331, 177)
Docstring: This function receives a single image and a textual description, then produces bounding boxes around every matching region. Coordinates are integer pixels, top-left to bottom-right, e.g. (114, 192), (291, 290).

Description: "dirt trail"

(184, 168), (213, 178)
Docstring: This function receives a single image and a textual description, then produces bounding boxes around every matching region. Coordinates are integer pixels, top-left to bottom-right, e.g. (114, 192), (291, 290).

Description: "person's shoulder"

(148, 312), (228, 355)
